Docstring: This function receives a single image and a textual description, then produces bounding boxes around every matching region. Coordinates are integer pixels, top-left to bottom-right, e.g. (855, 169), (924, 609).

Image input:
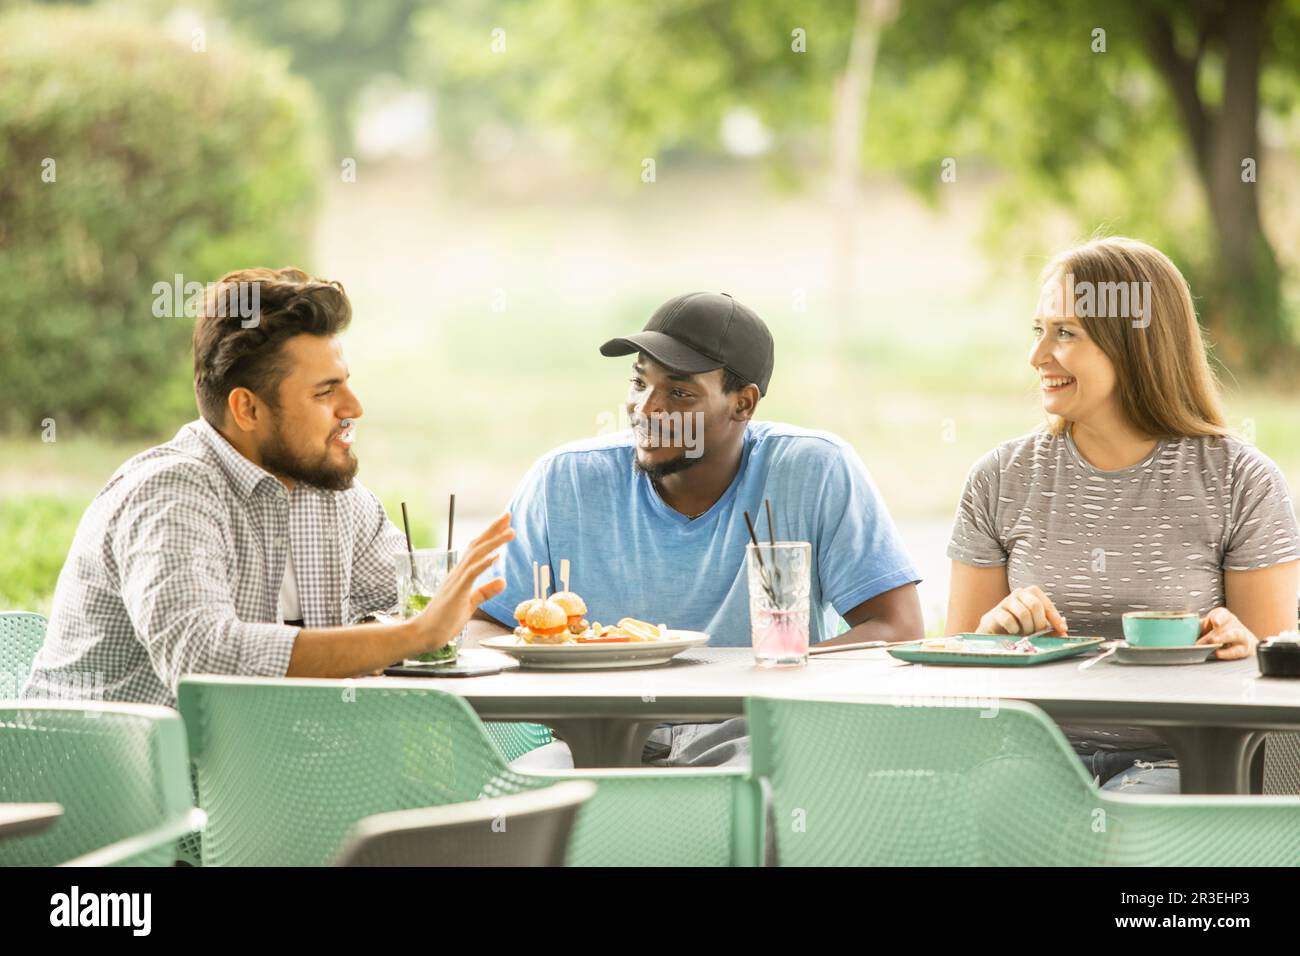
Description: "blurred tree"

(869, 0), (1299, 371)
(28, 0), (424, 152)
(213, 0), (425, 150)
(0, 4), (321, 433)
(411, 0), (1299, 371)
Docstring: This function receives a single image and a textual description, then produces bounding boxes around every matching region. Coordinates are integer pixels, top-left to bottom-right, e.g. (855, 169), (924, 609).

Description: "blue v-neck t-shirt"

(481, 421), (920, 646)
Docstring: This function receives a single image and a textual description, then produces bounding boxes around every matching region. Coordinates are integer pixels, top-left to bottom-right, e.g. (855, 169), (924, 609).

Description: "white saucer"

(1111, 642), (1220, 666)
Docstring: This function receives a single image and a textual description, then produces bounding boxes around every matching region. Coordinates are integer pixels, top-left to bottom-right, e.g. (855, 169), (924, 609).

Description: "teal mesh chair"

(0, 611), (48, 694)
(178, 676), (761, 867)
(173, 721), (551, 867)
(0, 701), (204, 866)
(748, 696), (1300, 866)
(0, 612), (550, 864)
(482, 720), (554, 763)
(174, 774), (204, 867)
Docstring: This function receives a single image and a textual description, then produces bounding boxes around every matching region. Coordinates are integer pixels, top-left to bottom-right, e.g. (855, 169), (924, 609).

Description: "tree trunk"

(829, 0), (896, 339)
(1203, 0), (1285, 371)
(1146, 0), (1290, 372)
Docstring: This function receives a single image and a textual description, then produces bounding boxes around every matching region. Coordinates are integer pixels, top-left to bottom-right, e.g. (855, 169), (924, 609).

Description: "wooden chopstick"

(810, 627), (1057, 657)
(808, 640), (890, 656)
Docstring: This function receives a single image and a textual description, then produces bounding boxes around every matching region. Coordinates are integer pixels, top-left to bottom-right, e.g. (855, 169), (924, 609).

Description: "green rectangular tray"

(888, 634), (1106, 666)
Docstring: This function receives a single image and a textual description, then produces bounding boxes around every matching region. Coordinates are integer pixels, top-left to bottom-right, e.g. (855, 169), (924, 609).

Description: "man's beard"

(633, 448), (703, 481)
(260, 420), (358, 491)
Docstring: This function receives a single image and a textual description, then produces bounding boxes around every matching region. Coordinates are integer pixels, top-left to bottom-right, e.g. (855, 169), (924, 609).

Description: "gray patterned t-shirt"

(949, 429), (1299, 756)
(949, 430), (1299, 640)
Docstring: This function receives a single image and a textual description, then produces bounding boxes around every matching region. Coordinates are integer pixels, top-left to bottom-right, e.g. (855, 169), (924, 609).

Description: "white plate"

(480, 630), (710, 669)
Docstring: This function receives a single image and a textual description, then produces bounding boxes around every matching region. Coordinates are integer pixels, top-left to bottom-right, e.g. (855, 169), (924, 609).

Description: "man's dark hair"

(192, 267), (351, 426)
(721, 368), (750, 394)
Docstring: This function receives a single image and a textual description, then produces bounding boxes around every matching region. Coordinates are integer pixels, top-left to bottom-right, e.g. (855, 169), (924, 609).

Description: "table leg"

(1153, 726), (1269, 795)
(543, 718), (661, 768)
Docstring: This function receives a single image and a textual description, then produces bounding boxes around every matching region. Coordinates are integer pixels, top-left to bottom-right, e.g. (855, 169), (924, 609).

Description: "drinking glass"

(746, 541), (812, 667)
(395, 548), (462, 664)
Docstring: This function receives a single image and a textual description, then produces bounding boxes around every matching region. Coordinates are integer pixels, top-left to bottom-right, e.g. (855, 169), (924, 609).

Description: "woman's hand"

(976, 585), (1069, 636)
(409, 512), (514, 654)
(1197, 607), (1256, 660)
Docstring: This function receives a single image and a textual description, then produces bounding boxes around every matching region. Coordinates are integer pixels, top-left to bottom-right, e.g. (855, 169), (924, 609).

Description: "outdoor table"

(360, 646), (1300, 794)
(0, 803), (62, 841)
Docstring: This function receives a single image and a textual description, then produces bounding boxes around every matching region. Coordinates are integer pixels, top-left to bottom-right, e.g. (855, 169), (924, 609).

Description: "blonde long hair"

(1039, 237), (1228, 438)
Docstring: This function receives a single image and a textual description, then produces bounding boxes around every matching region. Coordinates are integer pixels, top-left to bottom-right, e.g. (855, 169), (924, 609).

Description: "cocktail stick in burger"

(551, 558), (589, 634)
(550, 590), (589, 635)
(514, 560), (542, 628)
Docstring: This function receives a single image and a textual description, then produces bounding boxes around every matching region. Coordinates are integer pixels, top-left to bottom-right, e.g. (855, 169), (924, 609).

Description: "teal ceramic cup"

(1122, 611), (1201, 647)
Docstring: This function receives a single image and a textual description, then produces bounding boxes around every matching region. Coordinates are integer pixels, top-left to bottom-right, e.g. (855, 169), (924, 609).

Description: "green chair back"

(0, 612), (48, 693)
(172, 722), (554, 866)
(0, 701), (200, 866)
(179, 676), (760, 866)
(557, 765), (761, 867)
(482, 720), (554, 763)
(748, 695), (1300, 866)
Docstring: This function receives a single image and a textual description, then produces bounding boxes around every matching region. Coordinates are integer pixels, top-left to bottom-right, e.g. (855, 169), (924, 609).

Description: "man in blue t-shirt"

(470, 291), (922, 766)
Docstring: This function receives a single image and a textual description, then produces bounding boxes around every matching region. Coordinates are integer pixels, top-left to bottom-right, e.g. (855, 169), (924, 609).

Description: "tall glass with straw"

(395, 496), (461, 665)
(744, 501), (811, 667)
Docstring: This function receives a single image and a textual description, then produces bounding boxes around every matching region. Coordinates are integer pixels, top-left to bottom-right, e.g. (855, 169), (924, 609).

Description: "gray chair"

(1260, 599), (1300, 793)
(1263, 733), (1300, 795)
(335, 780), (596, 866)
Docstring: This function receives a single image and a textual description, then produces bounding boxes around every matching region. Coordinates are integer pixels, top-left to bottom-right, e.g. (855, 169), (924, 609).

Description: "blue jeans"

(1084, 748), (1181, 794)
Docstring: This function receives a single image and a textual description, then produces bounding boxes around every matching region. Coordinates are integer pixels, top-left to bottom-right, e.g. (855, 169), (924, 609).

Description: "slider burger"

(515, 598), (569, 644)
(550, 591), (589, 635)
(513, 598), (539, 627)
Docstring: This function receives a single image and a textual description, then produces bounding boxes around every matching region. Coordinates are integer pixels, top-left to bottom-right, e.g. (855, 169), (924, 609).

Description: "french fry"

(616, 617), (662, 642)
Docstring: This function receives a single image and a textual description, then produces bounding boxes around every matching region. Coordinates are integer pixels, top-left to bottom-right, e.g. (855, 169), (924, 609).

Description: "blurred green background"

(2, 0), (1298, 631)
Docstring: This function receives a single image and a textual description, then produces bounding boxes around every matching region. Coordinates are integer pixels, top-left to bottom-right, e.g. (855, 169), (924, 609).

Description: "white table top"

(349, 646), (1300, 729)
(0, 802), (62, 839)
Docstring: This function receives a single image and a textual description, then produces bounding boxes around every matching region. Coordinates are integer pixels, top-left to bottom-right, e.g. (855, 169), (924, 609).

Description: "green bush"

(0, 4), (322, 434)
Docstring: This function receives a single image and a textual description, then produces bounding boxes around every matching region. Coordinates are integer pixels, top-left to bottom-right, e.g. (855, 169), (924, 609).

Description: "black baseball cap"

(599, 292), (775, 396)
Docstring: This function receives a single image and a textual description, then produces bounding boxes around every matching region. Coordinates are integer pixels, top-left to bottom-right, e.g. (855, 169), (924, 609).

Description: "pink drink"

(752, 608), (810, 667)
(746, 540), (813, 668)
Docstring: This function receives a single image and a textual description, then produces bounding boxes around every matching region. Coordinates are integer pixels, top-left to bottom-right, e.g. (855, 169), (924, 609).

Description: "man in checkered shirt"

(22, 268), (513, 709)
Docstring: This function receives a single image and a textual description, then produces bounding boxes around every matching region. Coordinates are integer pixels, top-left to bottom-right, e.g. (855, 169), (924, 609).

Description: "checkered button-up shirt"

(22, 418), (406, 708)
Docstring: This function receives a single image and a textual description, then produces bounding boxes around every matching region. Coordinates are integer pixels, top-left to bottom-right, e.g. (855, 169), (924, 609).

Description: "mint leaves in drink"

(405, 592), (458, 663)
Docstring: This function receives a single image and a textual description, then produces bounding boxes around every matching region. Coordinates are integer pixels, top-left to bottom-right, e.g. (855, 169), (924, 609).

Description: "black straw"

(765, 498), (783, 588)
(400, 501), (421, 589)
(445, 493), (456, 572)
(744, 510), (778, 602)
(743, 510), (765, 567)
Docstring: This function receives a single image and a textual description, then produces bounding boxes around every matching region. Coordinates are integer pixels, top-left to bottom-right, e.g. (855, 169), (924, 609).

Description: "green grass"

(0, 497), (84, 614)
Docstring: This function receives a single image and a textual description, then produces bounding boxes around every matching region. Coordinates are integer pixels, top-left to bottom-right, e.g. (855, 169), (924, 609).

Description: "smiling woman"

(1032, 239), (1228, 443)
(945, 236), (1300, 793)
